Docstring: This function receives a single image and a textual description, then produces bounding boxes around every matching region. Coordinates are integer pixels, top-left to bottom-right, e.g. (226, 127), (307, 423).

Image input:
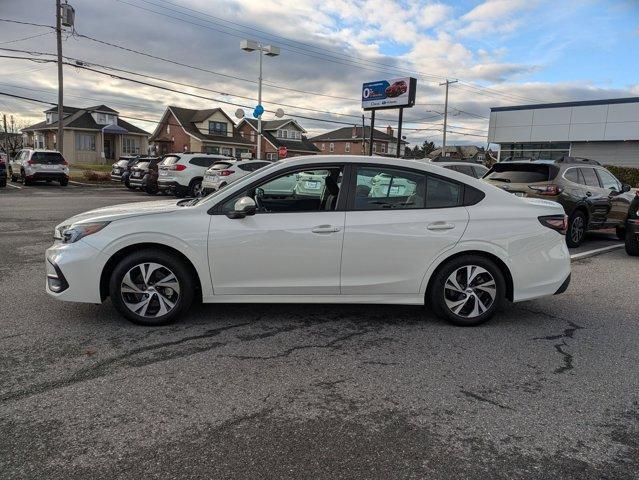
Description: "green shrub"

(605, 165), (639, 188)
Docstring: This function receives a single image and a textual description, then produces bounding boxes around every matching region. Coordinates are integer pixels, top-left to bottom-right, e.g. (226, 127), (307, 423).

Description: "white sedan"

(45, 156), (571, 327)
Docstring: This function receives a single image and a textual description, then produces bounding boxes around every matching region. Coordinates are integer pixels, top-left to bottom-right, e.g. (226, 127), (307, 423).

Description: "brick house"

(310, 125), (407, 157)
(22, 105), (149, 164)
(149, 106), (253, 157)
(236, 118), (319, 160)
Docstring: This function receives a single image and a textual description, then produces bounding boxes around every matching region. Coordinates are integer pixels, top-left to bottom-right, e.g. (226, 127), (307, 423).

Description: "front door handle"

(312, 225), (341, 234)
(585, 191), (592, 197)
(427, 222), (455, 231)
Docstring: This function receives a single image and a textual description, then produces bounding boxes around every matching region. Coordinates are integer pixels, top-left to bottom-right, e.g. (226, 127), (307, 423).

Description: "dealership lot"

(1, 186), (637, 479)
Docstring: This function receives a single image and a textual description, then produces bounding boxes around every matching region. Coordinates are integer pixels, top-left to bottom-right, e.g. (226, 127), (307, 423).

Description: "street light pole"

(241, 40), (279, 161)
(439, 79), (457, 160)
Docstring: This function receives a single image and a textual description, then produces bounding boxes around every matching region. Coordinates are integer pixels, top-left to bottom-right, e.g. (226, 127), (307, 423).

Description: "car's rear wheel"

(566, 211), (586, 248)
(188, 178), (203, 197)
(21, 169), (32, 186)
(428, 255), (505, 326)
(626, 230), (639, 256)
(59, 177), (68, 186)
(616, 225), (626, 241)
(109, 249), (194, 326)
(9, 167), (18, 182)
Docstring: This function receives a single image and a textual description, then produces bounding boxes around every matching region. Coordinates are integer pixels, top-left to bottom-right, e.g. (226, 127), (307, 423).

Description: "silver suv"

(9, 149), (69, 186)
(158, 153), (234, 197)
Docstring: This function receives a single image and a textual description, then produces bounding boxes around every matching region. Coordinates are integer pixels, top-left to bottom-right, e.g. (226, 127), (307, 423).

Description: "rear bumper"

(28, 172), (68, 181)
(158, 180), (187, 194)
(554, 273), (571, 295)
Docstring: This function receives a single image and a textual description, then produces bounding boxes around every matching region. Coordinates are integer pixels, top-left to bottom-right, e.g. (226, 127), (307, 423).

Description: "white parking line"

(6, 183), (21, 189)
(571, 244), (624, 261)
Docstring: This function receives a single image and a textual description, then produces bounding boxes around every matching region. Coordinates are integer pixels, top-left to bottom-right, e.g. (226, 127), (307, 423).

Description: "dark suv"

(484, 157), (634, 247)
(110, 155), (140, 188)
(128, 157), (161, 193)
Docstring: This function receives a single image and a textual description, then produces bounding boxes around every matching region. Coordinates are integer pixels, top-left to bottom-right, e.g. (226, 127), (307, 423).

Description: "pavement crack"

(553, 340), (575, 374)
(460, 390), (514, 411)
(0, 321), (252, 403)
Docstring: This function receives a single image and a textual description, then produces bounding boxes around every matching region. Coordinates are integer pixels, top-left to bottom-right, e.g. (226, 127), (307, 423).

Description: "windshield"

(161, 155), (181, 166)
(134, 162), (150, 169)
(115, 159), (130, 167)
(210, 162), (234, 170)
(31, 152), (65, 164)
(486, 163), (558, 183)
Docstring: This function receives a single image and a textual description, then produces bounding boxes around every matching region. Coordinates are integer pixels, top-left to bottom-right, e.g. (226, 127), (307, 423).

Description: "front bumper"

(129, 176), (146, 187)
(45, 240), (106, 303)
(110, 173), (124, 181)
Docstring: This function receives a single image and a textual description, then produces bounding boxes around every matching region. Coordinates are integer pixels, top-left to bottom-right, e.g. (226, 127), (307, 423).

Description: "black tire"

(616, 225), (626, 241)
(428, 255), (505, 327)
(188, 177), (203, 197)
(10, 168), (18, 182)
(626, 230), (639, 256)
(125, 178), (135, 190)
(145, 183), (158, 195)
(59, 177), (68, 187)
(109, 249), (195, 326)
(21, 170), (32, 186)
(0, 177), (6, 187)
(566, 211), (587, 248)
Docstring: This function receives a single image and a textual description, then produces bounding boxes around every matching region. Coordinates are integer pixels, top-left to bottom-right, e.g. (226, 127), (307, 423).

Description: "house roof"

(242, 118), (305, 132)
(23, 106), (149, 135)
(153, 106), (253, 146)
(309, 126), (407, 144)
(240, 118), (318, 152)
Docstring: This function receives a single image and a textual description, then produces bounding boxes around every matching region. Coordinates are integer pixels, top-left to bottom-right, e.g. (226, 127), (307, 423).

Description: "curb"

(570, 244), (624, 261)
(69, 180), (123, 188)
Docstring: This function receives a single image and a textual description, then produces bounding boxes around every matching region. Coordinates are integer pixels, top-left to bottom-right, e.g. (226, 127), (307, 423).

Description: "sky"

(0, 0), (637, 147)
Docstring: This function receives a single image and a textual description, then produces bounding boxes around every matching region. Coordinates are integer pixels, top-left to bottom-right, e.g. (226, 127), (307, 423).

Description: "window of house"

(372, 143), (377, 153)
(321, 143), (325, 151)
(209, 121), (228, 136)
(75, 133), (96, 151)
(266, 152), (277, 161)
(281, 130), (288, 139)
(381, 143), (386, 154)
(329, 143), (334, 152)
(203, 146), (220, 154)
(250, 131), (256, 142)
(122, 136), (140, 155)
(345, 142), (350, 153)
(221, 147), (232, 156)
(166, 124), (170, 134)
(35, 134), (45, 149)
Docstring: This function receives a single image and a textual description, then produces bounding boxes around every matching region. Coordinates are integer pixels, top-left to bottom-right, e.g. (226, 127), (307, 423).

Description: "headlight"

(59, 222), (110, 244)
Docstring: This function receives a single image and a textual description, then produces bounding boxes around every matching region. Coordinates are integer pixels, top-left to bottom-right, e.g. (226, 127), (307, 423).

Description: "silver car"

(202, 160), (271, 195)
(9, 149), (69, 186)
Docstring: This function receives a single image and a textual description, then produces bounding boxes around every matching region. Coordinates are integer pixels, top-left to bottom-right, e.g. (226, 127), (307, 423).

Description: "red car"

(385, 80), (408, 98)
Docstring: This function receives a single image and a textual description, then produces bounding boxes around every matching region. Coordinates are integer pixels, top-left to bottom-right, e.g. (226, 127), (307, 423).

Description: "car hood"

(57, 199), (183, 227)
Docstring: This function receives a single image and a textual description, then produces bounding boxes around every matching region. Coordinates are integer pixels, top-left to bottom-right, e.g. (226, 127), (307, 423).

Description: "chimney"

(352, 125), (358, 138)
(386, 125), (393, 137)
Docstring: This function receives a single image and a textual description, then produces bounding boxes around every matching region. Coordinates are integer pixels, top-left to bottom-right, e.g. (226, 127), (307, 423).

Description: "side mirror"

(226, 196), (256, 219)
(621, 184), (631, 193)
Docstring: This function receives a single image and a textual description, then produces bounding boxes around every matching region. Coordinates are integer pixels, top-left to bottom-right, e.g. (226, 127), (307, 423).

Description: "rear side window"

(190, 157), (216, 167)
(473, 166), (488, 178)
(210, 162), (234, 170)
(486, 164), (557, 183)
(426, 176), (462, 208)
(31, 152), (65, 164)
(564, 168), (580, 183)
(580, 168), (600, 188)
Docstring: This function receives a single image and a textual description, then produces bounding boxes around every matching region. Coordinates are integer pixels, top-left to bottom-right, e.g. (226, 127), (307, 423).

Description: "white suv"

(202, 159), (271, 195)
(158, 153), (234, 197)
(9, 149), (69, 186)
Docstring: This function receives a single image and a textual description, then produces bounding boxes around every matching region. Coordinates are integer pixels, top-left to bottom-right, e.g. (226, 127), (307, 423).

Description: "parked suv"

(435, 161), (488, 179)
(9, 149), (69, 186)
(202, 159), (270, 195)
(128, 157), (161, 192)
(158, 153), (234, 197)
(484, 157), (633, 247)
(0, 153), (7, 188)
(110, 155), (140, 187)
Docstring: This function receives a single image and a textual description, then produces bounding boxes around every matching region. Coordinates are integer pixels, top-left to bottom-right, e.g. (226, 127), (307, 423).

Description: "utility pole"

(3, 114), (7, 157)
(56, 0), (64, 154)
(439, 79), (457, 160)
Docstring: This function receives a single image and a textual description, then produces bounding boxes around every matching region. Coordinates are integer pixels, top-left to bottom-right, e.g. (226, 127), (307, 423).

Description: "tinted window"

(210, 162), (234, 170)
(486, 164), (557, 183)
(31, 152), (65, 164)
(190, 157), (217, 167)
(426, 176), (462, 208)
(353, 166), (424, 210)
(580, 168), (600, 188)
(161, 155), (181, 166)
(596, 169), (621, 191)
(564, 168), (580, 183)
(473, 165), (488, 178)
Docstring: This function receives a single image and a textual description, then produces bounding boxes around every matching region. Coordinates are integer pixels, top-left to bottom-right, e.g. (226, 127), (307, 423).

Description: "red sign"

(278, 146), (288, 159)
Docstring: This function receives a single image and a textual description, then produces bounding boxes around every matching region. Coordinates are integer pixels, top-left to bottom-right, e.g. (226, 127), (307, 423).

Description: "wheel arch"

(99, 242), (203, 302)
(425, 250), (514, 303)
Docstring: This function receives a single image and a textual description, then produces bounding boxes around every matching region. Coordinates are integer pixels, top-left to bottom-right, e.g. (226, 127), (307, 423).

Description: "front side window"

(564, 168), (581, 184)
(222, 166), (344, 214)
(596, 169), (621, 191)
(209, 121), (228, 136)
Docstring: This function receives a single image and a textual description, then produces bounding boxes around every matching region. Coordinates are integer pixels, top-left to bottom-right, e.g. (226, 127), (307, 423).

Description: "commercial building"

(488, 97), (639, 166)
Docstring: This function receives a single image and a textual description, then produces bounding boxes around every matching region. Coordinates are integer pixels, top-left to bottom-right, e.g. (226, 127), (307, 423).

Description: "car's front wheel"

(566, 211), (587, 248)
(428, 255), (505, 326)
(109, 249), (195, 326)
(188, 178), (203, 197)
(626, 230), (639, 256)
(9, 167), (18, 182)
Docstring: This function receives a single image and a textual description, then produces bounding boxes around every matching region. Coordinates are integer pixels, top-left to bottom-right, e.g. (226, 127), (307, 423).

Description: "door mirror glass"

(621, 184), (631, 193)
(226, 196), (256, 219)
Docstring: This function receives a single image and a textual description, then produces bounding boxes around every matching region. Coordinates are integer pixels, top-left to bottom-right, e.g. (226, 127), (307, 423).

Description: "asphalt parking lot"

(1, 185), (637, 479)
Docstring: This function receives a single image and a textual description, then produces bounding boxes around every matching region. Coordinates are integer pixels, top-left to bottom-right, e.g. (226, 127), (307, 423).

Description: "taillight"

(538, 214), (567, 235)
(218, 170), (235, 176)
(27, 159), (35, 165)
(61, 159), (68, 166)
(528, 184), (562, 196)
(168, 164), (186, 171)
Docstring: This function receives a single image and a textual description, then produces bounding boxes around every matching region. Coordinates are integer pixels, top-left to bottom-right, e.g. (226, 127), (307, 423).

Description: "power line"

(0, 18), (54, 29)
(0, 31), (52, 45)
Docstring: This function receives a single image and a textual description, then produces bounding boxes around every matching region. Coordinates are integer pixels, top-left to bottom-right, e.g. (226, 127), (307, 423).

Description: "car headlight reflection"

(60, 221), (110, 244)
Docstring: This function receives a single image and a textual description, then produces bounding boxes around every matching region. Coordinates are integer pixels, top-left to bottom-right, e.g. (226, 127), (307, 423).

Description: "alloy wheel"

(443, 265), (497, 318)
(570, 216), (584, 245)
(120, 262), (180, 318)
(193, 181), (203, 197)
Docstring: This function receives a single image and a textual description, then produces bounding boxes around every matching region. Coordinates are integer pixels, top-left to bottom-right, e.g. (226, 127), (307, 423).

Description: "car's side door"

(340, 164), (469, 295)
(208, 164), (346, 295)
(579, 167), (609, 226)
(596, 168), (629, 226)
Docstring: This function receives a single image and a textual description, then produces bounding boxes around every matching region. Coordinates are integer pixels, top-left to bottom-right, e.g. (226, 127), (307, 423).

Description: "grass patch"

(69, 163), (113, 173)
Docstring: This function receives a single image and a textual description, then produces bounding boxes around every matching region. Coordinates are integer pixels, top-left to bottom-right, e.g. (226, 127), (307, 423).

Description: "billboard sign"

(362, 77), (417, 110)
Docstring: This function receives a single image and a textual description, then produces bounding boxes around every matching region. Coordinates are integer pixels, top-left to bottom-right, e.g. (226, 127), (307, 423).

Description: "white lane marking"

(571, 244), (624, 260)
(6, 183), (21, 189)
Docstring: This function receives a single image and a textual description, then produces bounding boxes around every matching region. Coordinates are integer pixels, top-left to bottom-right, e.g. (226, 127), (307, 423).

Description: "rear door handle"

(427, 222), (455, 231)
(585, 191), (592, 197)
(312, 225), (341, 234)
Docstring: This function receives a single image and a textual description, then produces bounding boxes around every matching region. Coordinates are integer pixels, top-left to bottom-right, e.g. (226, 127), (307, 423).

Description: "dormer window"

(93, 112), (116, 125)
(46, 113), (57, 124)
(209, 121), (227, 136)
